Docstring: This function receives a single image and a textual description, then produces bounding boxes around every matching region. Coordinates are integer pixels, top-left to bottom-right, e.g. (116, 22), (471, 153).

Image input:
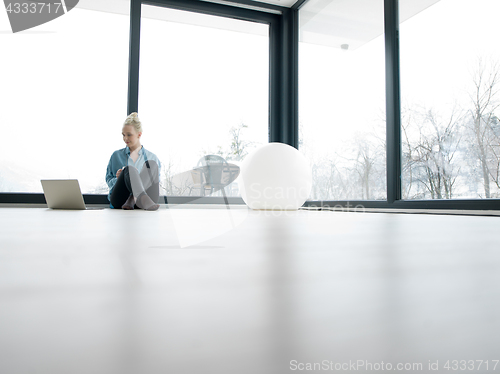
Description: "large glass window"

(299, 0), (387, 201)
(138, 5), (269, 197)
(0, 5), (130, 194)
(400, 0), (500, 199)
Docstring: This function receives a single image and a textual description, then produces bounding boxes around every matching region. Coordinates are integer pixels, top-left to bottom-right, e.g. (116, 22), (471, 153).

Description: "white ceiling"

(75, 0), (299, 15)
(249, 0), (299, 7)
(75, 0), (442, 50)
(300, 0), (441, 49)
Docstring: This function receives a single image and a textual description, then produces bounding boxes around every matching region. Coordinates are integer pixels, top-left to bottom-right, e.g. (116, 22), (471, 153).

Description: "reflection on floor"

(1, 206), (499, 374)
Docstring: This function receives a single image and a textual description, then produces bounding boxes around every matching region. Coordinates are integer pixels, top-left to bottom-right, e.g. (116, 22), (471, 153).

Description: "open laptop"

(41, 180), (104, 210)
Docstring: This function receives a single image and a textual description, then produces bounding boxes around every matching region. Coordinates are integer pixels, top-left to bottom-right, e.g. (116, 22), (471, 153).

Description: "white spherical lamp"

(239, 142), (312, 210)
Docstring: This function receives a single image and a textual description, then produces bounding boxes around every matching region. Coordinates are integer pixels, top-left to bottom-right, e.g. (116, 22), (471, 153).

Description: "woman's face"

(122, 125), (141, 149)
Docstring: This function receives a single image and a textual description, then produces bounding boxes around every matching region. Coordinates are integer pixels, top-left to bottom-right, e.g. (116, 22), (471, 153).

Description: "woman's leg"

(111, 163), (159, 210)
(110, 166), (145, 210)
(110, 170), (133, 209)
(136, 160), (160, 210)
(140, 160), (159, 204)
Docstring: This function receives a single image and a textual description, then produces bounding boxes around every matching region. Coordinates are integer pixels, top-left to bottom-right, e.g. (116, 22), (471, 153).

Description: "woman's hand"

(116, 167), (124, 178)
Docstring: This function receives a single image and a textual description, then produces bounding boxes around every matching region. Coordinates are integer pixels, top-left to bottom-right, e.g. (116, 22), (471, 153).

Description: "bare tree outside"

(402, 107), (464, 199)
(302, 58), (500, 202)
(211, 123), (256, 162)
(301, 125), (386, 201)
(464, 59), (500, 198)
(161, 157), (176, 196)
(227, 124), (253, 162)
(347, 131), (385, 200)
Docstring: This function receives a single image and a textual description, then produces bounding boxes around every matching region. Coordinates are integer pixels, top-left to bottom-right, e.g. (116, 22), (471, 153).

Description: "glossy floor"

(1, 206), (499, 374)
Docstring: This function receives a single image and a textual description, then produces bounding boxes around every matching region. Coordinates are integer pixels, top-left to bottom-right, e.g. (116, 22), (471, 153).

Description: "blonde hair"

(123, 112), (142, 133)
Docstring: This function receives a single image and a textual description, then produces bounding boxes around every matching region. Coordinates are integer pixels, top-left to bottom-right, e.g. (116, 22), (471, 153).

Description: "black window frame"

(2, 0), (500, 210)
(131, 0), (297, 146)
(300, 0), (500, 211)
(0, 0), (298, 205)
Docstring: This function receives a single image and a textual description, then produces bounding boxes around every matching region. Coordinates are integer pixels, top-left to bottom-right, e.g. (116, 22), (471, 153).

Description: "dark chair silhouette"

(196, 155), (228, 195)
(194, 155), (241, 204)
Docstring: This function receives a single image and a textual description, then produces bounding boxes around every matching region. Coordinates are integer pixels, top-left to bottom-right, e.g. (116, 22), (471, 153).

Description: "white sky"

(138, 6), (269, 172)
(299, 0), (500, 160)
